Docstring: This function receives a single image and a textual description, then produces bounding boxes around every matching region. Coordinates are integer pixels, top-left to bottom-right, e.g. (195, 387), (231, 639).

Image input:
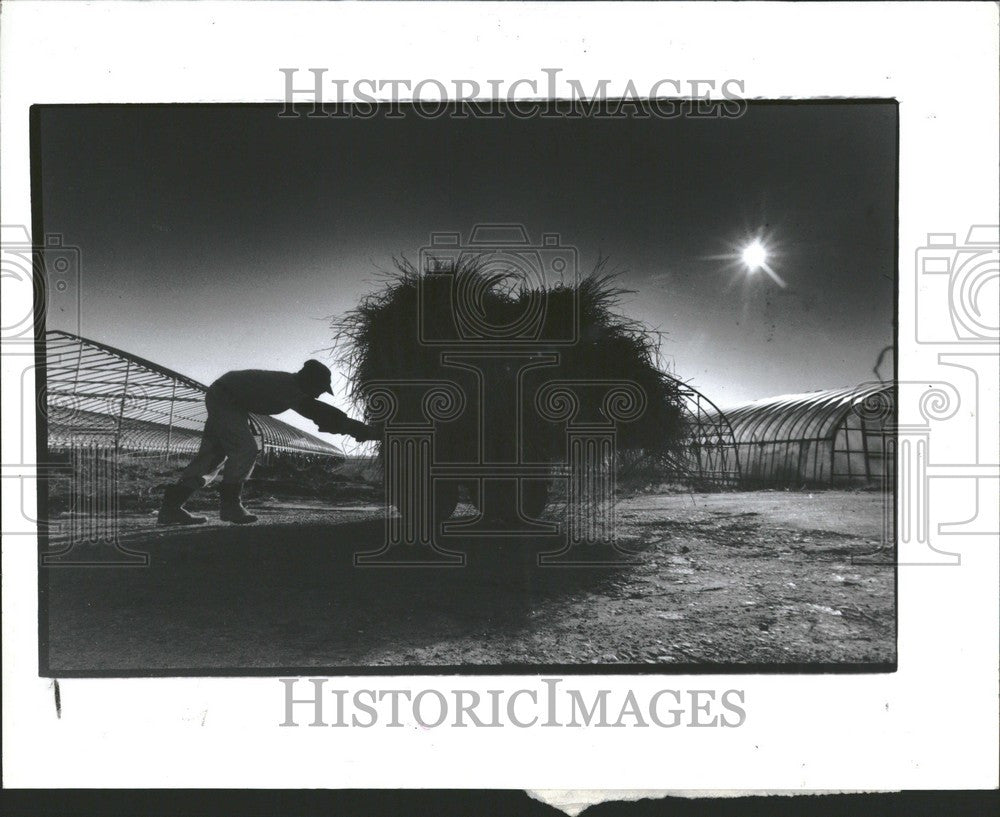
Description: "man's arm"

(294, 399), (380, 442)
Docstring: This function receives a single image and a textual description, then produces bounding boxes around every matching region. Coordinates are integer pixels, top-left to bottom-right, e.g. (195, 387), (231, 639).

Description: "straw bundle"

(332, 257), (686, 513)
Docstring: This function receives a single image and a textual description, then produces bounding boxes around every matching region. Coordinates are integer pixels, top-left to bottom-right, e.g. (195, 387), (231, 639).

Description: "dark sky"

(38, 102), (896, 425)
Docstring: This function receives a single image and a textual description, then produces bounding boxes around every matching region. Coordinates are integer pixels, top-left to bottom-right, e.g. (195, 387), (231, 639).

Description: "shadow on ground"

(44, 516), (630, 672)
(43, 491), (896, 672)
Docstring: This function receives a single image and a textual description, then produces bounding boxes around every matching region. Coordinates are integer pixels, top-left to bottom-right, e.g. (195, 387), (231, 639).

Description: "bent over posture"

(158, 360), (376, 526)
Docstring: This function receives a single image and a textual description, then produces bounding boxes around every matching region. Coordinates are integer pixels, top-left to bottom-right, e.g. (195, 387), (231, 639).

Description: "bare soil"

(43, 490), (894, 673)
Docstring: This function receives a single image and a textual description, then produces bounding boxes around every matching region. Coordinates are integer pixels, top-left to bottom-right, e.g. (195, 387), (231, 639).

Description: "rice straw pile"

(332, 257), (686, 474)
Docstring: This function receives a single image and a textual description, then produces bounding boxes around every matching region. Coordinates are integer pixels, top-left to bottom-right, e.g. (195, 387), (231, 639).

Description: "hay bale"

(333, 257), (686, 473)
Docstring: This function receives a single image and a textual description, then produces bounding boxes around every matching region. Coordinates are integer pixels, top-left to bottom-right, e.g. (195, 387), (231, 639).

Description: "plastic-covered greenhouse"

(700, 384), (894, 488)
(42, 330), (892, 490)
(43, 331), (345, 462)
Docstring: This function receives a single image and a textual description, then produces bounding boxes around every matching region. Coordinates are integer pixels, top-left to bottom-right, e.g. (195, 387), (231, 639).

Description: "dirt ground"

(43, 490), (895, 673)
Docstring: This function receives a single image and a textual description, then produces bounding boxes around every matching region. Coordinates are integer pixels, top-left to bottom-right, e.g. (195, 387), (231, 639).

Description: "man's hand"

(347, 419), (381, 443)
(297, 399), (380, 441)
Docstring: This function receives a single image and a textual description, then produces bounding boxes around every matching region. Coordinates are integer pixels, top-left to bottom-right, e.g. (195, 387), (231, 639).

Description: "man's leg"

(158, 420), (225, 526)
(216, 406), (260, 524)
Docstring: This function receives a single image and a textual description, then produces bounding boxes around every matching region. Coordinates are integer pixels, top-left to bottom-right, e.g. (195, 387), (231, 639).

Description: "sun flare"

(741, 240), (767, 271)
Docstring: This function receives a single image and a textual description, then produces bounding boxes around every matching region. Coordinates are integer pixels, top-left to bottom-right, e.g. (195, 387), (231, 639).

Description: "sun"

(741, 240), (767, 271)
(701, 228), (788, 289)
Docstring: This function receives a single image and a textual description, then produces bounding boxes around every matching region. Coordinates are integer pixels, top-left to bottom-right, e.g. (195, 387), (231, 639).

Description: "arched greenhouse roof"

(44, 330), (345, 460)
(711, 384), (894, 445)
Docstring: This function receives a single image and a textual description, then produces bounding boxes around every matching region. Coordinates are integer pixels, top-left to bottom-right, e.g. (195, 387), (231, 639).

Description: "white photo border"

(2, 0), (998, 792)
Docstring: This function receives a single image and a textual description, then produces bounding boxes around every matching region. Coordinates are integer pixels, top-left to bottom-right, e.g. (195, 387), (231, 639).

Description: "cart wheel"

(390, 483), (459, 525)
(468, 480), (550, 525)
(434, 482), (460, 524)
(461, 482), (481, 512)
(520, 479), (550, 519)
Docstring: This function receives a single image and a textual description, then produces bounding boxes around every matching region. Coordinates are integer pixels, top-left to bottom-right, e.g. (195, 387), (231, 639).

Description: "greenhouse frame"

(43, 331), (345, 462)
(41, 331), (893, 491)
(700, 384), (895, 488)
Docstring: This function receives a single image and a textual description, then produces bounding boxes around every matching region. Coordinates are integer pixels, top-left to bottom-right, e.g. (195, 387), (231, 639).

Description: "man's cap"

(300, 359), (333, 394)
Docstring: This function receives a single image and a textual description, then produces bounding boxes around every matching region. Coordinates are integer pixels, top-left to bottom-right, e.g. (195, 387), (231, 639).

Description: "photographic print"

(33, 100), (897, 676)
(3, 0), (998, 802)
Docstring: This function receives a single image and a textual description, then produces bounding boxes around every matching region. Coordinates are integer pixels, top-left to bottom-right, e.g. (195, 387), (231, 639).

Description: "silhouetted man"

(158, 360), (376, 525)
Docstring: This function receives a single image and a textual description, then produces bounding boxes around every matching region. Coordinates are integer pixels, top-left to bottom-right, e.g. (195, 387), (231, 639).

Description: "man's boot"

(219, 482), (258, 524)
(157, 480), (207, 526)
